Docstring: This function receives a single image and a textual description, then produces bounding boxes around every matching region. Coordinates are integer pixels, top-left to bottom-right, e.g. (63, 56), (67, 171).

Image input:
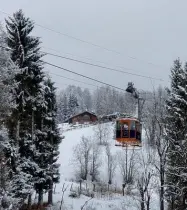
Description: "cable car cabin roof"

(116, 118), (139, 122)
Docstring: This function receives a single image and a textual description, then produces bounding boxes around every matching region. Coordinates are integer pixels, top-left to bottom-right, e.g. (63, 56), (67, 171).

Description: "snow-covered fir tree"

(34, 77), (61, 205)
(44, 78), (61, 204)
(68, 93), (79, 117)
(0, 25), (16, 125)
(61, 94), (68, 121)
(57, 92), (68, 123)
(165, 59), (187, 210)
(5, 9), (45, 205)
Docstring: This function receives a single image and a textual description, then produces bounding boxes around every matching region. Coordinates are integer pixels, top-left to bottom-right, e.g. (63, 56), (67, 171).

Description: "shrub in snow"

(68, 191), (79, 198)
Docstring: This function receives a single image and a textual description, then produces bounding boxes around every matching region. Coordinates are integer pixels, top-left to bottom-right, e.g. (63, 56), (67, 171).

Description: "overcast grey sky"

(1, 0), (186, 92)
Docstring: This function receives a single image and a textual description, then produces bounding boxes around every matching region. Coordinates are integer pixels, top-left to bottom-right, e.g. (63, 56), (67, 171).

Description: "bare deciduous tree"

(143, 86), (168, 210)
(105, 145), (117, 185)
(94, 121), (109, 145)
(90, 140), (101, 182)
(117, 147), (136, 188)
(136, 151), (155, 210)
(73, 136), (92, 180)
(59, 183), (69, 210)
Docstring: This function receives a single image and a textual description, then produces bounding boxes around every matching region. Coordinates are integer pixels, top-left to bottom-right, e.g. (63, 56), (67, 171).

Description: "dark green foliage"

(3, 9), (61, 205)
(165, 59), (187, 210)
(34, 78), (61, 198)
(6, 9), (44, 139)
(5, 9), (45, 201)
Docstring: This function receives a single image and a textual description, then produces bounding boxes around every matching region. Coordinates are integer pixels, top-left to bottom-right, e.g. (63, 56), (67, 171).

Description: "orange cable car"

(115, 118), (142, 147)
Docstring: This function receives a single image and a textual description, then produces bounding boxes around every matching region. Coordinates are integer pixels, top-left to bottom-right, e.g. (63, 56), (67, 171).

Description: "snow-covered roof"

(117, 117), (139, 121)
(67, 111), (97, 120)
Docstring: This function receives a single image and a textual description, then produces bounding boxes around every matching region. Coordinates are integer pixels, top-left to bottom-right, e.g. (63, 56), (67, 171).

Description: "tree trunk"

(181, 194), (186, 210)
(79, 180), (82, 195)
(0, 158), (5, 190)
(160, 168), (164, 210)
(93, 183), (95, 192)
(48, 179), (53, 205)
(16, 119), (20, 143)
(140, 189), (145, 210)
(38, 189), (43, 206)
(27, 194), (32, 209)
(147, 194), (150, 210)
(125, 146), (128, 183)
(48, 123), (53, 205)
(31, 110), (34, 142)
(170, 196), (174, 210)
(84, 158), (88, 180)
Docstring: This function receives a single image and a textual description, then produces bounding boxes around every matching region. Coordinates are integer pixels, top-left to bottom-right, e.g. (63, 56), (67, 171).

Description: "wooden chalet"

(66, 111), (98, 124)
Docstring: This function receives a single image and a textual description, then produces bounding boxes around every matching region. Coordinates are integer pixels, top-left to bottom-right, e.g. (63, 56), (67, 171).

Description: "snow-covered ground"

(48, 122), (159, 210)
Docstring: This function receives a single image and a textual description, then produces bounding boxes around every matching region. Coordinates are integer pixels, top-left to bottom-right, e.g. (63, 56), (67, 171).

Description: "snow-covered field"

(48, 122), (159, 210)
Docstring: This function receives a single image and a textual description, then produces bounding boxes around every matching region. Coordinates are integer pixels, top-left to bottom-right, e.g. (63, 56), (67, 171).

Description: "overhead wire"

(47, 79), (97, 91)
(0, 9), (166, 69)
(43, 51), (164, 81)
(44, 61), (127, 92)
(0, 13), (164, 82)
(0, 44), (167, 97)
(0, 45), (126, 92)
(41, 46), (128, 68)
(42, 47), (169, 83)
(0, 40), (164, 81)
(0, 46), (158, 100)
(45, 70), (99, 88)
(35, 26), (163, 68)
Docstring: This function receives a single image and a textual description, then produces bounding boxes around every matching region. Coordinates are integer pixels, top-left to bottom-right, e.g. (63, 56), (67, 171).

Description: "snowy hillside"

(46, 122), (160, 210)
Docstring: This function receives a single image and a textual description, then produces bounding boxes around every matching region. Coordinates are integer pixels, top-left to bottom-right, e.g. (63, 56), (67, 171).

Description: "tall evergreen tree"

(165, 59), (187, 210)
(6, 9), (44, 140)
(0, 25), (16, 126)
(5, 9), (45, 203)
(45, 79), (61, 204)
(34, 78), (61, 204)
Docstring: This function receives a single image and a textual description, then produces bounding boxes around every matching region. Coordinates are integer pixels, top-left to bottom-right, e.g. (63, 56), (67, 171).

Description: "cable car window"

(123, 123), (128, 130)
(130, 121), (136, 138)
(116, 121), (121, 138)
(136, 122), (141, 141)
(130, 121), (135, 130)
(122, 122), (129, 138)
(136, 122), (140, 132)
(116, 121), (121, 130)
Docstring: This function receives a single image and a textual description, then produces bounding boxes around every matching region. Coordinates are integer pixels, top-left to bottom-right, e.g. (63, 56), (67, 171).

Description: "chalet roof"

(68, 111), (97, 120)
(117, 117), (139, 121)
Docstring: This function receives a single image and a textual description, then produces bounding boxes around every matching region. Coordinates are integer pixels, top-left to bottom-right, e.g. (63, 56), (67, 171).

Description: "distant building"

(99, 112), (120, 122)
(66, 111), (98, 124)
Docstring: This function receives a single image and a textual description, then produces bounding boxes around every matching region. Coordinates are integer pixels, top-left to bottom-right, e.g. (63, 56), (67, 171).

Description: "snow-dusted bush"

(68, 191), (79, 198)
